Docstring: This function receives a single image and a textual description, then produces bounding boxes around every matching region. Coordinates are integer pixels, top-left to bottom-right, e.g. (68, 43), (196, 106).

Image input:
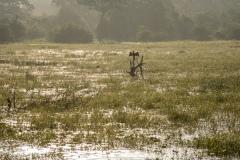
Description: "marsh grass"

(19, 131), (57, 146)
(0, 123), (17, 139)
(0, 41), (240, 159)
(194, 132), (240, 157)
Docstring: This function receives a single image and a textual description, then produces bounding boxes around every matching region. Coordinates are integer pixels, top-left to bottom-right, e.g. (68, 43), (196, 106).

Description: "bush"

(136, 26), (153, 42)
(50, 23), (93, 43)
(136, 26), (169, 42)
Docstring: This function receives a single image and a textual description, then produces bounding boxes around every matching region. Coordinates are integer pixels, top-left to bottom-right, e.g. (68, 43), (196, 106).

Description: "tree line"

(1, 0), (240, 43)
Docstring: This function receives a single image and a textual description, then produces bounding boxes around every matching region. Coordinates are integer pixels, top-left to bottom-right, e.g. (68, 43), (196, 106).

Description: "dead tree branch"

(128, 51), (144, 78)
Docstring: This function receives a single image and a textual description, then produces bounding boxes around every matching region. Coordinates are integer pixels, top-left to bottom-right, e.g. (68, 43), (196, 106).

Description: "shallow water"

(2, 143), (214, 160)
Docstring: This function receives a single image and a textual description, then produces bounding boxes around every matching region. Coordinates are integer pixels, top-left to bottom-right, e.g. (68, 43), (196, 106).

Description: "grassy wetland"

(0, 41), (240, 159)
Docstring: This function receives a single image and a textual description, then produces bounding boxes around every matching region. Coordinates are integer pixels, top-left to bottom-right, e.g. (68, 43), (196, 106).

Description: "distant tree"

(9, 17), (26, 41)
(171, 0), (240, 16)
(50, 23), (93, 43)
(52, 0), (67, 7)
(229, 25), (240, 40)
(131, 0), (166, 32)
(153, 31), (169, 41)
(0, 25), (12, 44)
(194, 13), (220, 31)
(27, 16), (59, 37)
(214, 29), (228, 40)
(228, 9), (240, 24)
(0, 0), (33, 42)
(136, 26), (168, 42)
(58, 7), (83, 25)
(0, 0), (34, 19)
(107, 12), (129, 41)
(0, 17), (26, 42)
(177, 16), (194, 40)
(52, 0), (80, 9)
(76, 0), (127, 41)
(26, 25), (46, 40)
(51, 0), (90, 29)
(29, 0), (58, 16)
(136, 26), (153, 42)
(193, 26), (211, 41)
(100, 0), (167, 41)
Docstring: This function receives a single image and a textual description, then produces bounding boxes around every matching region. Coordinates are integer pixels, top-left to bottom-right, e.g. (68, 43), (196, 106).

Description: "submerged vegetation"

(0, 41), (240, 159)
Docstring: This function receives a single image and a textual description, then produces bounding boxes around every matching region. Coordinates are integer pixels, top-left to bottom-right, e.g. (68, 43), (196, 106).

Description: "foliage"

(0, 0), (34, 10)
(192, 26), (211, 41)
(58, 7), (83, 25)
(0, 24), (12, 44)
(9, 18), (26, 41)
(171, 0), (240, 16)
(52, 0), (88, 27)
(100, 0), (167, 41)
(136, 26), (169, 42)
(0, 0), (33, 20)
(177, 16), (194, 40)
(136, 26), (154, 42)
(229, 24), (240, 40)
(50, 23), (93, 43)
(2, 0), (240, 42)
(77, 0), (127, 14)
(52, 0), (75, 8)
(83, 0), (240, 42)
(26, 25), (46, 40)
(77, 0), (127, 41)
(0, 18), (26, 43)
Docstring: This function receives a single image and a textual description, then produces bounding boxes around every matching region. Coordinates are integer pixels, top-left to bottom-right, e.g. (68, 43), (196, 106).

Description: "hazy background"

(1, 0), (240, 43)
